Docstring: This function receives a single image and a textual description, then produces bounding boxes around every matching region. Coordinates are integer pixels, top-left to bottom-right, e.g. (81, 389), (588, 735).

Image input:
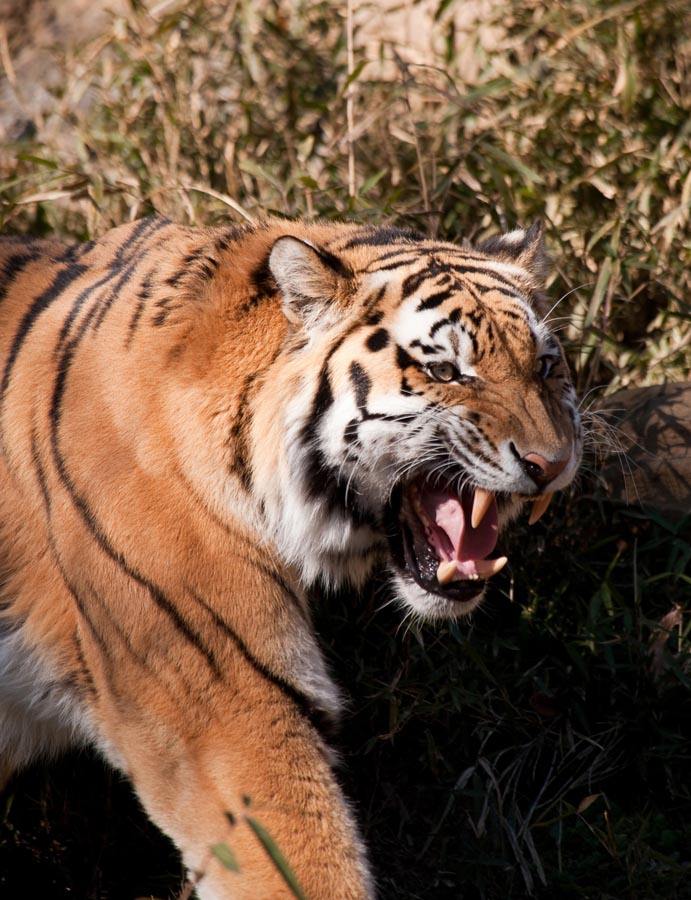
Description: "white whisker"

(542, 281), (595, 325)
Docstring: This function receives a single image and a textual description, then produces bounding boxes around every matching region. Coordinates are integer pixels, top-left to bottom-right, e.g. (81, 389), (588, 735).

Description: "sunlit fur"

(0, 217), (581, 898)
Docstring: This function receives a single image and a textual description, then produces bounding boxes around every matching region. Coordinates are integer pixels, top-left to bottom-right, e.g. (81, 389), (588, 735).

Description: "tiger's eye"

(535, 355), (556, 379)
(428, 362), (459, 383)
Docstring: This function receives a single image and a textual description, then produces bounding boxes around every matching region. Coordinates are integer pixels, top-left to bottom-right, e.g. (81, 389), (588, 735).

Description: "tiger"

(0, 215), (581, 899)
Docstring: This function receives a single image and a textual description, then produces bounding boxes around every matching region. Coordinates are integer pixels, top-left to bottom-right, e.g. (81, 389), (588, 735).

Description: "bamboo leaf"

(245, 816), (307, 900)
(15, 154), (60, 169)
(211, 842), (240, 872)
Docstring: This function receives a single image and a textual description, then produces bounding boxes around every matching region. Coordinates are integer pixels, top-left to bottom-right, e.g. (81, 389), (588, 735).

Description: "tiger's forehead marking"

(383, 264), (548, 373)
(389, 288), (475, 371)
(360, 246), (553, 363)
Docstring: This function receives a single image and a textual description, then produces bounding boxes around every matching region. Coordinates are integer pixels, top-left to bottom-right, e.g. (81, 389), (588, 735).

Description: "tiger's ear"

(476, 221), (550, 289)
(269, 236), (352, 329)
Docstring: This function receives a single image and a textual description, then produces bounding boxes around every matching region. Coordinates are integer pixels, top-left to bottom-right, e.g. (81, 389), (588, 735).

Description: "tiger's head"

(233, 222), (582, 621)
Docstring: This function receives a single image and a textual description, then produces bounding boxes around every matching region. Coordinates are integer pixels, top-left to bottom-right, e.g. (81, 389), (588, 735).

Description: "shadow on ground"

(0, 752), (183, 900)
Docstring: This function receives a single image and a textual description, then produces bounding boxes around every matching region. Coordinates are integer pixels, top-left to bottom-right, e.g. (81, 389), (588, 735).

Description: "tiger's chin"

(391, 572), (486, 622)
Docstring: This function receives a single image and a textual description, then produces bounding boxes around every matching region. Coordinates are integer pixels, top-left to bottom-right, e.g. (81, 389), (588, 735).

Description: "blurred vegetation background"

(1, 1), (690, 898)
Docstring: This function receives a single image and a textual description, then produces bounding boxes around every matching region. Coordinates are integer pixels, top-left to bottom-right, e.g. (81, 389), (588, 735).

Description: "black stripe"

(370, 410), (418, 426)
(401, 263), (450, 299)
(340, 226), (426, 249)
(409, 339), (437, 355)
(400, 374), (421, 396)
(296, 328), (378, 526)
(73, 240), (96, 259)
(228, 373), (258, 491)
(0, 249), (38, 306)
(251, 558), (308, 623)
(440, 306), (481, 356)
(166, 248), (204, 286)
(310, 460), (376, 527)
(349, 361), (371, 411)
(72, 629), (98, 699)
(1, 262), (88, 402)
(126, 269), (155, 346)
(63, 219), (172, 349)
(366, 328), (389, 352)
(305, 359), (334, 439)
(447, 262), (524, 293)
(214, 226), (243, 255)
(299, 361), (335, 496)
(363, 284), (387, 317)
(442, 443), (497, 482)
(0, 235), (34, 245)
(430, 318), (451, 337)
(312, 245), (354, 280)
(416, 288), (453, 311)
(151, 294), (181, 327)
(365, 309), (384, 327)
(189, 587), (338, 745)
(228, 347), (284, 490)
(198, 257), (219, 281)
(2, 218), (169, 404)
(301, 441), (376, 528)
(249, 254), (275, 300)
(116, 216), (169, 259)
(472, 281), (525, 302)
(400, 268), (429, 299)
(30, 426), (52, 512)
(343, 418), (359, 444)
(164, 250), (220, 288)
(396, 344), (417, 371)
(367, 256), (423, 273)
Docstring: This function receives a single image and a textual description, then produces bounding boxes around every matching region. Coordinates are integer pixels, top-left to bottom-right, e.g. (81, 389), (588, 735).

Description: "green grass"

(1, 0), (690, 897)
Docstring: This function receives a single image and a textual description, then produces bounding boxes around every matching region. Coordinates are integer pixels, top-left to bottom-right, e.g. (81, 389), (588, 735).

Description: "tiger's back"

(0, 216), (582, 898)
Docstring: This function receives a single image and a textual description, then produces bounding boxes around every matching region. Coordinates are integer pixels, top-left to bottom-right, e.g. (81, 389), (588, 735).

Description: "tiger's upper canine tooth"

(471, 487), (495, 529)
(474, 556), (509, 579)
(528, 493), (553, 525)
(437, 561), (458, 585)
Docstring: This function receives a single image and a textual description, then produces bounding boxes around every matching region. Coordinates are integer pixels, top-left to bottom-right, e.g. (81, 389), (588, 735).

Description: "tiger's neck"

(163, 228), (387, 589)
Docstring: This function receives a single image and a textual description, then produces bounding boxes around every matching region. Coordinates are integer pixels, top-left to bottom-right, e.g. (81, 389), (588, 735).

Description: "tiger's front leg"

(94, 658), (374, 900)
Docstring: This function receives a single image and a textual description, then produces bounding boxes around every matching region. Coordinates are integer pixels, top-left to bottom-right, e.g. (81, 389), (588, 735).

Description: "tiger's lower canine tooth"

(529, 492), (553, 525)
(475, 556), (509, 579)
(471, 487), (495, 529)
(437, 561), (457, 585)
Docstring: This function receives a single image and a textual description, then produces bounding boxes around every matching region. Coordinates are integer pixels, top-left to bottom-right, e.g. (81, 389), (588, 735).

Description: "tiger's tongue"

(421, 485), (498, 563)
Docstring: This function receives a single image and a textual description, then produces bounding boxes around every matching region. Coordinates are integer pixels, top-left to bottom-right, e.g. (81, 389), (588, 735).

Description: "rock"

(0, 0), (128, 142)
(596, 382), (691, 521)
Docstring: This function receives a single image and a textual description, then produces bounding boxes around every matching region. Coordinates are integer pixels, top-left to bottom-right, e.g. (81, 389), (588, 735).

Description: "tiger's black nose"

(512, 445), (568, 488)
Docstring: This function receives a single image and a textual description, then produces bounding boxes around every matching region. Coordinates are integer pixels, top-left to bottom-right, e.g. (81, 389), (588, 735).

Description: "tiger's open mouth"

(389, 475), (510, 604)
(389, 475), (555, 605)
